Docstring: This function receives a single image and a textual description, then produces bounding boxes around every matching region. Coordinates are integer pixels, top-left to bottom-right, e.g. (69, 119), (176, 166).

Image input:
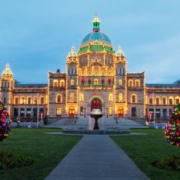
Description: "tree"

(0, 101), (11, 141)
(165, 104), (180, 146)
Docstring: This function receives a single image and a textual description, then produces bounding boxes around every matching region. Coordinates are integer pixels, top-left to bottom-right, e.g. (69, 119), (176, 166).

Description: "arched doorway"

(118, 106), (124, 118)
(91, 98), (102, 111)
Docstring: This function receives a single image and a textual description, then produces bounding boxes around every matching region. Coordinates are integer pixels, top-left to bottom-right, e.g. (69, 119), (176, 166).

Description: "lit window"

(53, 80), (58, 87)
(119, 79), (122, 85)
(70, 79), (74, 85)
(70, 93), (74, 102)
(80, 94), (84, 102)
(94, 79), (98, 85)
(56, 108), (62, 115)
(56, 95), (62, 103)
(109, 94), (113, 101)
(119, 93), (123, 102)
(132, 95), (136, 103)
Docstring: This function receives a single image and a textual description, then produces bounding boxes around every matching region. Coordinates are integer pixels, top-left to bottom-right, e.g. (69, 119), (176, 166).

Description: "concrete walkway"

(45, 135), (150, 180)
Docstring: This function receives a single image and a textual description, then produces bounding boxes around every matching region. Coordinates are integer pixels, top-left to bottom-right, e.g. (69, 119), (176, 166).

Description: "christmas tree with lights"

(165, 104), (180, 146)
(0, 101), (11, 141)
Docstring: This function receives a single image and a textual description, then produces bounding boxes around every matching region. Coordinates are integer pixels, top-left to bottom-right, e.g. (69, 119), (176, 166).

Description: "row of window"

(128, 79), (141, 87)
(14, 108), (44, 117)
(149, 97), (180, 105)
(14, 96), (45, 104)
(53, 79), (65, 87)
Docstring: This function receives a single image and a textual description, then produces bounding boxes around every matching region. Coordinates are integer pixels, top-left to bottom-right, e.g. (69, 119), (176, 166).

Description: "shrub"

(0, 151), (34, 170)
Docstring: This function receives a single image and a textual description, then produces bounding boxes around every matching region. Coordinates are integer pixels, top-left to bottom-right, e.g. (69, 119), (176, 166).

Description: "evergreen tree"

(0, 101), (11, 141)
(165, 104), (180, 146)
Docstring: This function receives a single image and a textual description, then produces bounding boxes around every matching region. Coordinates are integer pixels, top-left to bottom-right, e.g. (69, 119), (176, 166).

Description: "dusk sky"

(0, 0), (180, 84)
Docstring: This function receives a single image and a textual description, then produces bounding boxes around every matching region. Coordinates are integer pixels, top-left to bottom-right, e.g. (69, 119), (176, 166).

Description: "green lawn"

(0, 128), (82, 180)
(111, 129), (180, 180)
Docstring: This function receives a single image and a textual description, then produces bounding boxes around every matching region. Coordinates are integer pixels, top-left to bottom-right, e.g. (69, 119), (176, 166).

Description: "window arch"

(128, 79), (133, 87)
(162, 97), (167, 105)
(60, 79), (65, 87)
(119, 79), (122, 86)
(53, 79), (58, 87)
(169, 96), (174, 105)
(40, 97), (44, 104)
(135, 79), (140, 87)
(175, 97), (180, 105)
(70, 93), (74, 102)
(131, 94), (137, 103)
(155, 97), (160, 105)
(149, 98), (153, 105)
(14, 96), (19, 104)
(33, 96), (37, 104)
(119, 93), (123, 102)
(27, 96), (32, 104)
(20, 96), (25, 104)
(70, 79), (74, 85)
(56, 94), (62, 103)
(79, 94), (84, 102)
(109, 94), (113, 102)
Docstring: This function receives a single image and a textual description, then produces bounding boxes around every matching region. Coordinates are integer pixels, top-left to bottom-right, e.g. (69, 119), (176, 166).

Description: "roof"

(146, 84), (180, 88)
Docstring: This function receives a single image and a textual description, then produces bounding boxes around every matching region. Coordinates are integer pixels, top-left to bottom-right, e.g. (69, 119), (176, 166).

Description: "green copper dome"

(81, 32), (112, 46)
(78, 14), (114, 54)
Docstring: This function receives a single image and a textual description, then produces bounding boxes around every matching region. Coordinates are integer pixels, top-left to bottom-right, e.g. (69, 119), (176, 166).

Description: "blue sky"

(0, 0), (180, 84)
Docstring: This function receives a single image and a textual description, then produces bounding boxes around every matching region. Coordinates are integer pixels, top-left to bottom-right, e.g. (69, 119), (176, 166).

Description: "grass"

(0, 128), (82, 180)
(111, 129), (180, 180)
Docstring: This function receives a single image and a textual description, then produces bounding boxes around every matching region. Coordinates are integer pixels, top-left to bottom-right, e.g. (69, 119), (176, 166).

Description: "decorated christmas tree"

(165, 104), (180, 146)
(0, 101), (11, 141)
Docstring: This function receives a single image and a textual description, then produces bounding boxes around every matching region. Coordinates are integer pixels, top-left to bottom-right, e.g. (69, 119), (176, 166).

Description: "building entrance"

(91, 98), (102, 111)
(69, 106), (75, 118)
(118, 107), (124, 118)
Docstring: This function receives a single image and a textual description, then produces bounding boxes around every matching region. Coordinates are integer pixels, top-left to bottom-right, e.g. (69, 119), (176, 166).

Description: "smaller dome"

(116, 46), (125, 57)
(2, 64), (13, 76)
(68, 47), (77, 57)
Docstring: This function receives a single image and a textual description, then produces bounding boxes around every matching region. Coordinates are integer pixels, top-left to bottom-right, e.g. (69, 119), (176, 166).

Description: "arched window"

(33, 96), (37, 104)
(60, 79), (65, 87)
(119, 79), (122, 85)
(70, 93), (74, 102)
(79, 94), (84, 102)
(119, 93), (123, 102)
(70, 79), (74, 85)
(135, 79), (140, 87)
(175, 97), (180, 105)
(53, 80), (58, 87)
(156, 97), (160, 105)
(21, 96), (25, 104)
(162, 97), (166, 105)
(149, 98), (153, 105)
(128, 79), (133, 87)
(40, 97), (44, 104)
(131, 94), (136, 103)
(109, 94), (113, 102)
(169, 97), (174, 105)
(56, 94), (62, 103)
(27, 97), (32, 104)
(14, 97), (19, 104)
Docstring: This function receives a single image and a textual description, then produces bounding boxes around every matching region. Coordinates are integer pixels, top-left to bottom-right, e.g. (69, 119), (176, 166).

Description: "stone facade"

(0, 16), (180, 122)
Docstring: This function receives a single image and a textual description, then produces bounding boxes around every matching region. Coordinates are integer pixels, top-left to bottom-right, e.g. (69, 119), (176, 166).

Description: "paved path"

(45, 135), (150, 180)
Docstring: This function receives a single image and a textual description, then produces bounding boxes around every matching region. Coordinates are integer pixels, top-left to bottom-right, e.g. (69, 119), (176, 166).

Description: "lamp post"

(37, 93), (39, 128)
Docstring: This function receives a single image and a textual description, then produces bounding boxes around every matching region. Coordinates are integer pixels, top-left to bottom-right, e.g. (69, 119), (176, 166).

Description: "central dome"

(81, 32), (112, 46)
(80, 14), (112, 47)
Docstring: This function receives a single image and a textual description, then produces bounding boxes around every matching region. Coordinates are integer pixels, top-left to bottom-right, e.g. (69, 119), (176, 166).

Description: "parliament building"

(0, 15), (180, 122)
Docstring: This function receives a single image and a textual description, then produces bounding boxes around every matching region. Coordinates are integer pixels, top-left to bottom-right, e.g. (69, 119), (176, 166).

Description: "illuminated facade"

(0, 15), (180, 121)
